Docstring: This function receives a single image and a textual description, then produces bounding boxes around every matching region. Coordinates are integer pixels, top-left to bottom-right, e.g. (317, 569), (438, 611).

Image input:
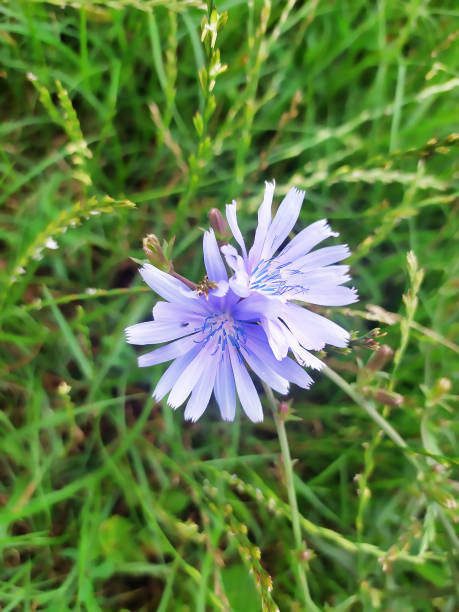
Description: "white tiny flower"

(58, 381), (71, 395)
(45, 237), (58, 250)
(32, 248), (44, 261)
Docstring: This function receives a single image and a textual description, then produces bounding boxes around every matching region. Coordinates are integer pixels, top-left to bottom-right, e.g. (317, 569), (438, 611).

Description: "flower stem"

(322, 366), (410, 451)
(263, 384), (320, 611)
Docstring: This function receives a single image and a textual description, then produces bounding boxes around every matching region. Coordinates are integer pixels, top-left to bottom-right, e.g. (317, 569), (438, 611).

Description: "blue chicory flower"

(125, 229), (312, 422)
(220, 181), (358, 363)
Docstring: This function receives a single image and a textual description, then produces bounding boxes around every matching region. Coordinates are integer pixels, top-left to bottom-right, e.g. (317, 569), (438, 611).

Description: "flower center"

(250, 258), (296, 296)
(198, 313), (247, 356)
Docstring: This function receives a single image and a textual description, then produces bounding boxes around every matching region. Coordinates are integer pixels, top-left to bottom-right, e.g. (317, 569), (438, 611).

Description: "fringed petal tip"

(293, 187), (306, 199)
(203, 228), (228, 282)
(352, 286), (359, 298)
(226, 200), (247, 257)
(125, 325), (140, 345)
(220, 414), (235, 422)
(166, 397), (181, 410)
(322, 219), (339, 238)
(184, 412), (200, 423)
(296, 354), (324, 371)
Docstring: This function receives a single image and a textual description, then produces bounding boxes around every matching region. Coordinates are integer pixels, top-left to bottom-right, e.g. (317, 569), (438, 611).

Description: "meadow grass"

(1, 1), (458, 610)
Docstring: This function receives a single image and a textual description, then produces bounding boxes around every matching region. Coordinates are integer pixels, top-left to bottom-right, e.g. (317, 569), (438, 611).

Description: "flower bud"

(374, 389), (404, 407)
(429, 377), (452, 402)
(278, 401), (290, 415)
(143, 234), (168, 267)
(208, 208), (228, 237)
(434, 377), (452, 394)
(362, 386), (404, 406)
(366, 344), (394, 372)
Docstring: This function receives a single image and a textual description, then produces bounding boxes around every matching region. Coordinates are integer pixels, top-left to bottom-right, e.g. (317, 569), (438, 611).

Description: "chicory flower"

(125, 229), (312, 422)
(220, 181), (358, 363)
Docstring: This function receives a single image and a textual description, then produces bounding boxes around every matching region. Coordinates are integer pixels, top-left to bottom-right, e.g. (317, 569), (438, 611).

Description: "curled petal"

(226, 201), (247, 258)
(203, 229), (228, 281)
(229, 271), (251, 297)
(261, 317), (289, 360)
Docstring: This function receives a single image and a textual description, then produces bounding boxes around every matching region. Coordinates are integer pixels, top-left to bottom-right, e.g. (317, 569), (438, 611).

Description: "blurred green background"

(1, 1), (458, 610)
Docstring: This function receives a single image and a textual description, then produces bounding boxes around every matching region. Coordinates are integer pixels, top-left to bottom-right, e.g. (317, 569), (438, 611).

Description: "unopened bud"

(434, 377), (452, 395)
(362, 386), (404, 407)
(374, 389), (404, 407)
(143, 234), (165, 261)
(278, 401), (289, 415)
(427, 377), (452, 404)
(366, 344), (394, 372)
(143, 234), (171, 271)
(208, 208), (228, 237)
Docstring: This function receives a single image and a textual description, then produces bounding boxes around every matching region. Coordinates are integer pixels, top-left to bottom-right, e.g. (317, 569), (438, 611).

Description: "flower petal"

(296, 245), (351, 270)
(167, 345), (213, 408)
(226, 201), (247, 258)
(248, 180), (275, 267)
(243, 348), (289, 395)
(139, 263), (195, 302)
(261, 187), (305, 260)
(229, 272), (251, 297)
(257, 317), (324, 370)
(138, 334), (199, 367)
(281, 327), (324, 370)
(290, 265), (351, 288)
(220, 244), (240, 271)
(244, 325), (313, 389)
(279, 302), (350, 348)
(153, 348), (200, 401)
(214, 351), (236, 422)
(153, 300), (208, 322)
(184, 362), (217, 422)
(228, 344), (263, 422)
(298, 286), (359, 306)
(233, 292), (278, 321)
(203, 229), (228, 281)
(277, 219), (339, 263)
(211, 280), (229, 297)
(260, 317), (289, 360)
(125, 320), (193, 345)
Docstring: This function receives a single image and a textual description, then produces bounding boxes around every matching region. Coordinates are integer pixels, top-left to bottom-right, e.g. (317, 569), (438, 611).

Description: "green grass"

(1, 0), (458, 610)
